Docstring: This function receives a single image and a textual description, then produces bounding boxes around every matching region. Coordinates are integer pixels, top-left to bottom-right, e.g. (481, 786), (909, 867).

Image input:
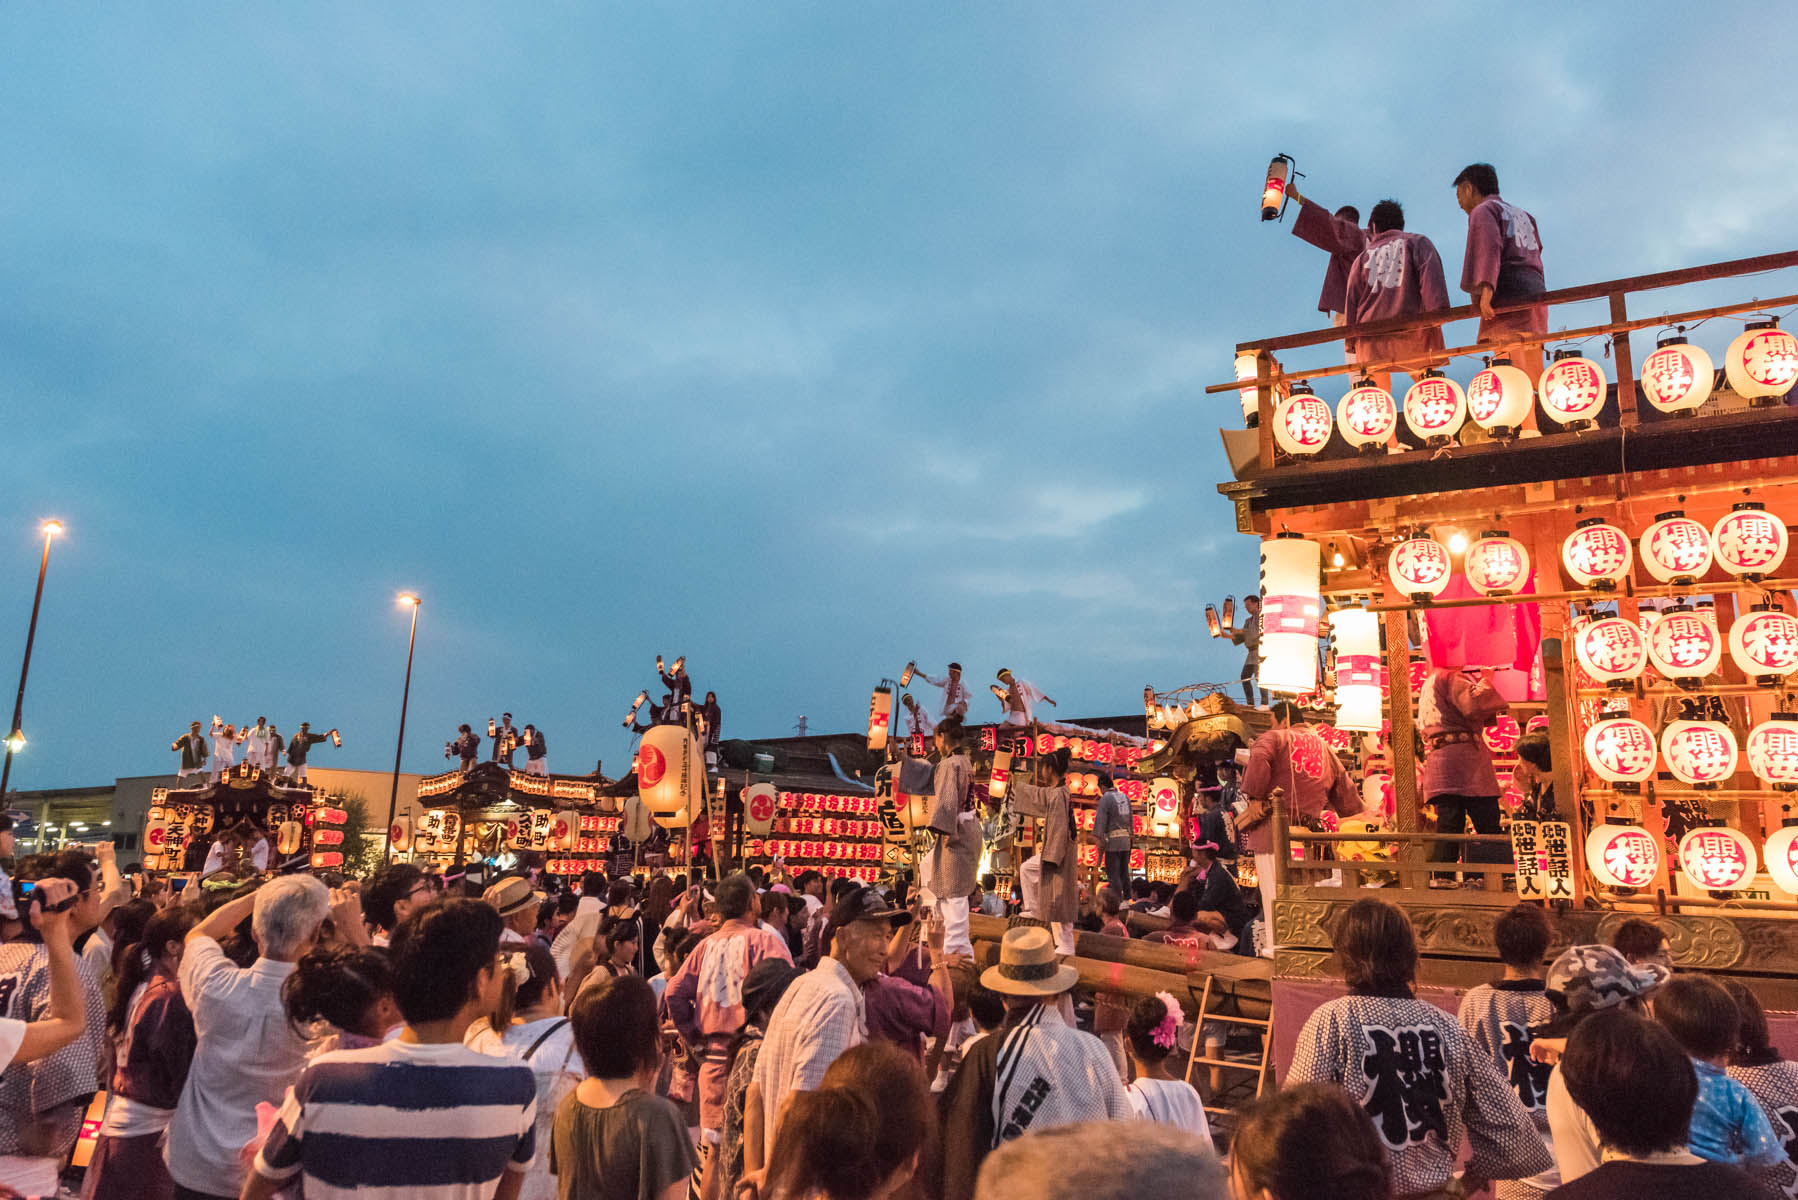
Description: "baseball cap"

(826, 884), (910, 933)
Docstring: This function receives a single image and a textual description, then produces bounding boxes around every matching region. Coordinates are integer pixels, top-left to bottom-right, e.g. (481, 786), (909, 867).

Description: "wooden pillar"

(1383, 609), (1422, 890)
(1540, 636), (1583, 905)
(1610, 292), (1637, 427)
(1254, 351), (1276, 471)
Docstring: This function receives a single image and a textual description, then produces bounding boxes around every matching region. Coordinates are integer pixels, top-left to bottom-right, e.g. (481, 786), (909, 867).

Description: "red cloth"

(1344, 229), (1450, 367)
(1292, 197), (1367, 315)
(1421, 572), (1542, 675)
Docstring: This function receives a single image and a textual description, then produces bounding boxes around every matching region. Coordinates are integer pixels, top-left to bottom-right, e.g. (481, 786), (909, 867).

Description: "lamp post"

(384, 593), (420, 865)
(1, 521), (64, 801)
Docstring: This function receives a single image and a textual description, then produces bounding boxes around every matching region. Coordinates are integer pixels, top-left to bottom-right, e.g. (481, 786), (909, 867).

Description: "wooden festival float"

(140, 764), (352, 872)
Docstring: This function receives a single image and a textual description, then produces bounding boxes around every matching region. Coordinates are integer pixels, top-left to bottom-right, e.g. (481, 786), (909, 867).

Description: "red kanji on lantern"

(1678, 828), (1755, 890)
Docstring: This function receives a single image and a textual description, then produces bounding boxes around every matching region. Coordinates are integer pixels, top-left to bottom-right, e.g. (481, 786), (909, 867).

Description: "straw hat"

(981, 925), (1078, 997)
(482, 875), (542, 919)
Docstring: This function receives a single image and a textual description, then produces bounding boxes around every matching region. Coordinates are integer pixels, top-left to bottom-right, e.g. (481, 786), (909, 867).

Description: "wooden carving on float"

(1135, 691), (1254, 780)
(1272, 899), (1333, 949)
(1594, 913), (1745, 970)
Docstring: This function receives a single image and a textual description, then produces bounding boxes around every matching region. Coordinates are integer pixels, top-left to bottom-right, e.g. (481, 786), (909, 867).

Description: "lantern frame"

(1537, 348), (1608, 429)
(1725, 318), (1798, 407)
(1639, 510), (1714, 585)
(1561, 517), (1633, 591)
(1639, 332), (1713, 416)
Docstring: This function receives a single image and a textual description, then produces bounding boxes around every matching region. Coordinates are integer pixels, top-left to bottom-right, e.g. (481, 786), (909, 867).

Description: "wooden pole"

(1383, 610), (1422, 890)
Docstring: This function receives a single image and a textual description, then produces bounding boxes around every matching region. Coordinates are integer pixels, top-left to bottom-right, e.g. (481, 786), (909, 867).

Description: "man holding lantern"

(1286, 183), (1366, 325)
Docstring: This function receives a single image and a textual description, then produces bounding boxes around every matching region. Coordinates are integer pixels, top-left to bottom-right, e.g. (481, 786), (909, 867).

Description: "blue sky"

(2, 2), (1792, 789)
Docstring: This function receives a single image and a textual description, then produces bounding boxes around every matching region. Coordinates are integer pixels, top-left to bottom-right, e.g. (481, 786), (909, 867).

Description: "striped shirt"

(253, 1039), (537, 1200)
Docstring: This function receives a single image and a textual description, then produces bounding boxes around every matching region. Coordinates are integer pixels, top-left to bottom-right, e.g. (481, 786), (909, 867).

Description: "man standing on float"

(1342, 199), (1450, 397)
(1456, 162), (1547, 379)
(920, 717), (979, 958)
(917, 662), (971, 723)
(1285, 183), (1366, 326)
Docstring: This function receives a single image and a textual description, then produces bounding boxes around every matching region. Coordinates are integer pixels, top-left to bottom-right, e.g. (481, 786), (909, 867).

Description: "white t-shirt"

(1127, 1077), (1210, 1140)
(466, 1016), (584, 1200)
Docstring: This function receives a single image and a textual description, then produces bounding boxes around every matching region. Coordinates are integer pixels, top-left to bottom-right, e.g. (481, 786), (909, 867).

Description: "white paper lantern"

(867, 686), (893, 751)
(1647, 607), (1723, 686)
(1258, 534), (1322, 696)
(1338, 379), (1398, 452)
(1235, 351), (1278, 427)
(1538, 350), (1608, 428)
(638, 723), (706, 828)
(1466, 358), (1534, 436)
(1403, 371), (1466, 445)
(1273, 382), (1333, 457)
(1464, 531), (1531, 597)
(1574, 617), (1649, 688)
(552, 809), (581, 851)
(1330, 608), (1382, 732)
(1585, 822), (1661, 889)
(1747, 715), (1798, 790)
(1661, 717), (1739, 786)
(1149, 776), (1181, 835)
(1561, 518), (1633, 590)
(1677, 825), (1756, 891)
(1728, 606), (1798, 685)
(1725, 319), (1798, 405)
(1640, 335), (1714, 415)
(1387, 535), (1452, 602)
(1712, 502), (1789, 580)
(1763, 823), (1798, 892)
(387, 815), (412, 854)
(743, 783), (779, 836)
(1583, 714), (1658, 786)
(1639, 511), (1714, 584)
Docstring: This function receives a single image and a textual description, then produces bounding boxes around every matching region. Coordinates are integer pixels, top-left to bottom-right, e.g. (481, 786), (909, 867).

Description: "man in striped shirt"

(245, 899), (537, 1200)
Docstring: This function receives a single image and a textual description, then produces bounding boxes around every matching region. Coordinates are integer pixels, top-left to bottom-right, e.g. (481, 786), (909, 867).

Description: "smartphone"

(171, 876), (191, 893)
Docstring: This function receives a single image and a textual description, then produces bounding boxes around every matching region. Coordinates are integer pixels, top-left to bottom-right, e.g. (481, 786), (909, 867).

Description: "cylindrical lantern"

(1640, 333), (1714, 416)
(1337, 378), (1398, 453)
(1330, 608), (1383, 732)
(1676, 825), (1756, 891)
(1763, 822), (1798, 892)
(385, 815), (411, 854)
(1728, 605), (1798, 685)
(1747, 715), (1798, 790)
(1148, 777), (1181, 835)
(637, 724), (706, 828)
(553, 810), (580, 851)
(743, 783), (779, 836)
(1538, 349), (1608, 428)
(1466, 357), (1534, 436)
(989, 749), (1012, 801)
(1661, 717), (1739, 787)
(1712, 502), (1789, 580)
(1573, 617), (1649, 688)
(1725, 319), (1798, 406)
(1387, 535), (1452, 603)
(1561, 517), (1633, 591)
(1273, 382), (1333, 458)
(1222, 595), (1236, 631)
(1403, 370), (1467, 446)
(1464, 531), (1531, 597)
(1235, 351), (1276, 428)
(1260, 154), (1292, 221)
(1585, 822), (1661, 889)
(1258, 534), (1322, 696)
(1647, 606), (1723, 687)
(1205, 605), (1223, 638)
(1639, 510), (1714, 584)
(867, 686), (893, 751)
(1583, 714), (1658, 787)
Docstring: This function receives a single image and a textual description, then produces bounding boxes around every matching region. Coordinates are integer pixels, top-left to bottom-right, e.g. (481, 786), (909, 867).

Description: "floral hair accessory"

(1152, 990), (1183, 1049)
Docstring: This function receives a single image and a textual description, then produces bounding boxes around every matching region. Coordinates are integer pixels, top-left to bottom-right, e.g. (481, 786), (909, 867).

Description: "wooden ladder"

(1185, 970), (1274, 1121)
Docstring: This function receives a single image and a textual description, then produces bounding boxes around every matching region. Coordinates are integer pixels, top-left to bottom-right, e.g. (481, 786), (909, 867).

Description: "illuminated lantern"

(1712, 502), (1789, 580)
(1235, 351), (1279, 428)
(989, 749), (1012, 801)
(1647, 606), (1722, 687)
(1337, 378), (1398, 452)
(1640, 333), (1714, 415)
(1729, 605), (1798, 685)
(1402, 370), (1467, 446)
(1260, 153), (1293, 221)
(1584, 822), (1661, 889)
(1148, 777), (1181, 835)
(1661, 716), (1739, 786)
(1463, 531), (1530, 597)
(1537, 350), (1608, 428)
(1763, 822), (1798, 892)
(1330, 608), (1383, 732)
(1639, 510), (1714, 584)
(1561, 518), (1633, 591)
(866, 686), (893, 751)
(310, 851), (344, 869)
(1273, 382), (1332, 457)
(1258, 534), (1322, 696)
(1573, 617), (1649, 688)
(1725, 318), (1798, 405)
(1387, 535), (1453, 602)
(1583, 714), (1658, 786)
(743, 783), (779, 836)
(552, 810), (580, 851)
(1677, 825), (1756, 891)
(388, 816), (412, 854)
(637, 724), (706, 828)
(1466, 357), (1534, 436)
(1747, 714), (1798, 790)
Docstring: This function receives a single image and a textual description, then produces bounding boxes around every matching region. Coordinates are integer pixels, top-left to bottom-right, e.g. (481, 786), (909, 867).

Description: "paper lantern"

(143, 812), (169, 861)
(1258, 534), (1322, 696)
(1677, 825), (1756, 891)
(1747, 715), (1798, 790)
(1639, 511), (1714, 584)
(1467, 357), (1534, 436)
(552, 810), (580, 851)
(1337, 379), (1398, 452)
(1640, 334), (1714, 415)
(1661, 717), (1739, 786)
(310, 851), (344, 869)
(1729, 606), (1798, 685)
(1561, 518), (1633, 590)
(1585, 822), (1661, 889)
(866, 686), (893, 751)
(1763, 823), (1798, 892)
(1260, 153), (1292, 221)
(637, 724), (706, 828)
(1235, 351), (1277, 427)
(1330, 608), (1383, 733)
(387, 816), (412, 854)
(1538, 350), (1608, 428)
(1647, 607), (1722, 686)
(1402, 370), (1466, 445)
(743, 783), (779, 836)
(1387, 535), (1452, 602)
(1148, 777), (1181, 835)
(1583, 714), (1658, 786)
(1712, 502), (1789, 580)
(989, 749), (1012, 801)
(1725, 319), (1798, 405)
(1464, 531), (1530, 597)
(1273, 382), (1332, 457)
(1573, 617), (1649, 688)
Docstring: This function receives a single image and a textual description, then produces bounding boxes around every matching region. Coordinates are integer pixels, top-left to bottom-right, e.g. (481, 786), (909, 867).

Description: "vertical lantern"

(1747, 714), (1798, 790)
(1712, 502), (1789, 580)
(1639, 510), (1714, 584)
(1466, 356), (1534, 437)
(1676, 825), (1756, 891)
(1585, 822), (1661, 889)
(1561, 518), (1633, 591)
(1337, 378), (1398, 453)
(1235, 351), (1277, 428)
(1583, 714), (1658, 787)
(1661, 715), (1739, 787)
(1725, 318), (1798, 405)
(1260, 154), (1293, 221)
(1330, 608), (1383, 733)
(1647, 606), (1723, 687)
(638, 723), (706, 828)
(1573, 617), (1649, 689)
(989, 749), (1012, 801)
(1763, 821), (1798, 892)
(867, 686), (893, 751)
(553, 810), (581, 851)
(1148, 777), (1181, 837)
(1640, 332), (1714, 415)
(1464, 531), (1531, 597)
(1387, 535), (1453, 603)
(1728, 605), (1798, 685)
(1273, 381), (1333, 458)
(1537, 349), (1609, 429)
(388, 815), (412, 854)
(1402, 370), (1467, 446)
(1258, 534), (1322, 696)
(743, 783), (779, 836)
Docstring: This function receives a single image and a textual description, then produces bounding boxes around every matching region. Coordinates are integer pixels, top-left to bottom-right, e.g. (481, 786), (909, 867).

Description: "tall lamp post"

(1, 521), (64, 801)
(384, 593), (421, 865)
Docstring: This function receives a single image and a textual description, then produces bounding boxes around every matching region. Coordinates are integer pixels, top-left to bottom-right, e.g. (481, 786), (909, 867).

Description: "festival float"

(141, 764), (352, 873)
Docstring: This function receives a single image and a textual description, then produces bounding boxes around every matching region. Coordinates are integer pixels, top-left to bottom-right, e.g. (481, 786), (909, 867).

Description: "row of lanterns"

(1584, 709), (1798, 788)
(1573, 604), (1798, 688)
(1585, 819), (1798, 895)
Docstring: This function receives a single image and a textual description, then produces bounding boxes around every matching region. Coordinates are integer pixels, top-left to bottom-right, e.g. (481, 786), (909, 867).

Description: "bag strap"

(523, 1018), (569, 1061)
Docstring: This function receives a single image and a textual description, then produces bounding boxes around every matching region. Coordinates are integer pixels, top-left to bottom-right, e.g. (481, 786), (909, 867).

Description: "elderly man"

(483, 875), (542, 947)
(974, 1121), (1225, 1200)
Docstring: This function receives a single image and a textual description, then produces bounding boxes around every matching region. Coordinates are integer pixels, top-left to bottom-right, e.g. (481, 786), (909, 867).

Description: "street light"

(384, 593), (421, 864)
(1, 520), (64, 799)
